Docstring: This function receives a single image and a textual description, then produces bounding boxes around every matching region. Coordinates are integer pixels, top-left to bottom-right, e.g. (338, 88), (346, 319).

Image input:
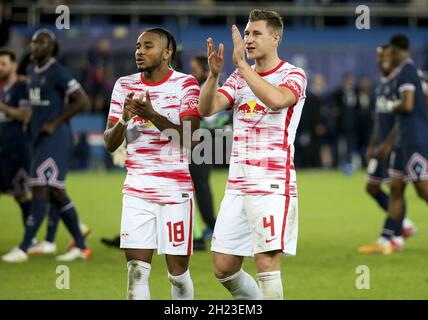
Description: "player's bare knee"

(212, 253), (241, 279)
(255, 251), (281, 273)
(166, 255), (189, 276)
(213, 260), (240, 279)
(50, 188), (66, 204)
(213, 266), (233, 280)
(365, 183), (380, 196)
(390, 182), (404, 199)
(124, 249), (153, 264)
(415, 184), (428, 202)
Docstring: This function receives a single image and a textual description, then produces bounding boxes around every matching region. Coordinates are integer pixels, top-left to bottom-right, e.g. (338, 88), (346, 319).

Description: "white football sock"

(168, 269), (194, 300)
(256, 271), (284, 300)
(378, 236), (390, 245)
(127, 260), (151, 300)
(403, 218), (414, 229)
(217, 269), (262, 300)
(392, 236), (404, 246)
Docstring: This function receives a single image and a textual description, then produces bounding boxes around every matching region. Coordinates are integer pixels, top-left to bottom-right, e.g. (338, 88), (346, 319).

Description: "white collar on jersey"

(34, 57), (56, 74)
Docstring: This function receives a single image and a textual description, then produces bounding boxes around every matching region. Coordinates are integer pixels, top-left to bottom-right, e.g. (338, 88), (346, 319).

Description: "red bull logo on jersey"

(132, 116), (154, 127)
(237, 100), (267, 116)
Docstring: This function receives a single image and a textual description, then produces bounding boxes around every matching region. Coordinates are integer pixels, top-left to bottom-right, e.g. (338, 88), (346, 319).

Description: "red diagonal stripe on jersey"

(283, 105), (295, 149)
(287, 71), (306, 79)
(182, 79), (199, 89)
(146, 170), (192, 183)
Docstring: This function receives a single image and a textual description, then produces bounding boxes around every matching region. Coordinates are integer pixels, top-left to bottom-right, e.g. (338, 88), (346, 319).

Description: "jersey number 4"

(263, 215), (275, 237)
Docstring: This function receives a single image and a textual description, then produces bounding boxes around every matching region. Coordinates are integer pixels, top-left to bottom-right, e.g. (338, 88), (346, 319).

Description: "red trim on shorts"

(140, 69), (173, 86)
(281, 101), (294, 250)
(187, 200), (193, 256)
(281, 146), (291, 251)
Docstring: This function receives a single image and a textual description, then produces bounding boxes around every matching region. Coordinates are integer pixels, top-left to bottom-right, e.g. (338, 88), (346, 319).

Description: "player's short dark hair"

(248, 9), (284, 43)
(145, 27), (177, 64)
(0, 47), (16, 62)
(192, 55), (208, 72)
(32, 29), (58, 57)
(33, 28), (56, 41)
(389, 34), (409, 51)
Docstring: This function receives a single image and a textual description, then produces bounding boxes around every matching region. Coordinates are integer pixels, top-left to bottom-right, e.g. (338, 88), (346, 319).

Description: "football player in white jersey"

(104, 28), (201, 300)
(199, 9), (307, 300)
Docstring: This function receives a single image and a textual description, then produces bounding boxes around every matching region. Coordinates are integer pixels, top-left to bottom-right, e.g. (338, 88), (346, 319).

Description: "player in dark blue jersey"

(0, 47), (89, 258)
(0, 48), (32, 227)
(361, 34), (428, 255)
(359, 44), (416, 255)
(2, 30), (92, 263)
(387, 35), (428, 247)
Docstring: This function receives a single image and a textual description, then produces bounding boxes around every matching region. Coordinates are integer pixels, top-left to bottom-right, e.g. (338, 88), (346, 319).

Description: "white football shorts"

(211, 194), (298, 256)
(120, 194), (194, 256)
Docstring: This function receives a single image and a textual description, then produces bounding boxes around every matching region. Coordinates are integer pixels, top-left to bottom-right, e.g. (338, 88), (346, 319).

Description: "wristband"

(386, 100), (400, 112)
(119, 117), (130, 126)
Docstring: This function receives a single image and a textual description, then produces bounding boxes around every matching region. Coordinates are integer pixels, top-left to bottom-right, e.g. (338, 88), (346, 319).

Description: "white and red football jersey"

(108, 69), (200, 204)
(217, 60), (306, 197)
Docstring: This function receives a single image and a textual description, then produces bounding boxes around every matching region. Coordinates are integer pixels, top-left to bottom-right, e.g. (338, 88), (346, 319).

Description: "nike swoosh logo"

(237, 85), (245, 90)
(265, 238), (277, 244)
(172, 242), (184, 247)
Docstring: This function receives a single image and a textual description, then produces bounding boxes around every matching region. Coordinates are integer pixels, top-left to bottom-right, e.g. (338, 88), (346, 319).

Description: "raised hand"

(125, 90), (156, 120)
(207, 37), (224, 77)
(123, 91), (136, 122)
(231, 25), (245, 68)
(40, 120), (57, 135)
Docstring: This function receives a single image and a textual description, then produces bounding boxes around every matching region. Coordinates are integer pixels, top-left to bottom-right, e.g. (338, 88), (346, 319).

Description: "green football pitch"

(0, 169), (427, 300)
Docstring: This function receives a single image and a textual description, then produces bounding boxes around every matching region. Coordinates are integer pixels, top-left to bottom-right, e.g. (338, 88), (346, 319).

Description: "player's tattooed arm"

(40, 87), (90, 134)
(126, 91), (201, 150)
(104, 92), (135, 152)
(231, 25), (296, 111)
(199, 38), (229, 116)
(0, 101), (31, 123)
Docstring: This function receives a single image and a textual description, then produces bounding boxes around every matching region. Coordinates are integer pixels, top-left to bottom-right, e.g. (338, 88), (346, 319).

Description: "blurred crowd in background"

(36, 37), (382, 173)
(2, 1), (428, 172)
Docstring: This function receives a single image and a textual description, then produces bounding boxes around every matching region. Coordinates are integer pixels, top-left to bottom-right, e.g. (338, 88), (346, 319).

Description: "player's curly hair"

(145, 27), (177, 66)
(248, 9), (284, 44)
